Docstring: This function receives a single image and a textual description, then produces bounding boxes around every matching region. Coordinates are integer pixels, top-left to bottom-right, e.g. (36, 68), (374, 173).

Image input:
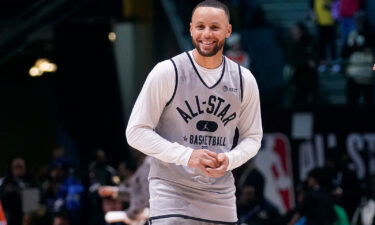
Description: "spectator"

(287, 168), (337, 225)
(225, 33), (251, 68)
(88, 149), (117, 225)
(287, 22), (318, 108)
(352, 174), (375, 225)
(41, 160), (83, 225)
(235, 159), (264, 192)
(345, 35), (374, 107)
(22, 212), (38, 225)
(99, 152), (150, 224)
(324, 152), (362, 219)
(310, 0), (339, 72)
(236, 161), (282, 225)
(338, 0), (362, 49)
(237, 183), (282, 225)
(0, 157), (35, 225)
(239, 0), (267, 28)
(89, 149), (117, 188)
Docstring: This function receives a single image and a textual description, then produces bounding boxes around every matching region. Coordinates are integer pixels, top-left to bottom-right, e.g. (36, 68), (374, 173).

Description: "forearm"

(225, 136), (261, 170)
(126, 125), (193, 166)
(116, 186), (130, 202)
(224, 68), (263, 171)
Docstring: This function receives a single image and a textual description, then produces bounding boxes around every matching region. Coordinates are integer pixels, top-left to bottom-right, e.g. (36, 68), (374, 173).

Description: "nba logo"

(254, 133), (295, 213)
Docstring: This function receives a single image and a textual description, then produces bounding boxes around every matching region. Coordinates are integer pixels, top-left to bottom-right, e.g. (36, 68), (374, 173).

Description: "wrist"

(224, 152), (233, 171)
(111, 187), (119, 199)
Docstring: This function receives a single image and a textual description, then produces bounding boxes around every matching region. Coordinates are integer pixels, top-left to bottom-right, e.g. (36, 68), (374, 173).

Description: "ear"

(226, 24), (232, 38)
(190, 22), (193, 36)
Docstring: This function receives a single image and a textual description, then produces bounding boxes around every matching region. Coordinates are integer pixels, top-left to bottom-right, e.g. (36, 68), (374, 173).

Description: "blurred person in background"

(99, 159), (138, 211)
(234, 159), (263, 191)
(41, 160), (83, 225)
(310, 0), (339, 72)
(352, 174), (375, 225)
(343, 13), (374, 107)
(287, 22), (318, 108)
(323, 151), (362, 220)
(99, 151), (150, 225)
(0, 157), (35, 225)
(89, 150), (117, 188)
(50, 147), (73, 172)
(337, 0), (362, 51)
(22, 212), (39, 225)
(239, 0), (267, 28)
(236, 172), (282, 225)
(282, 185), (306, 225)
(88, 149), (117, 225)
(225, 32), (250, 68)
(287, 168), (337, 225)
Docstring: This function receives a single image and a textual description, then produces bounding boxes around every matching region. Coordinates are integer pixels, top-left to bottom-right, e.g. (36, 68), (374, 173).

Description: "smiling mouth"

(200, 40), (215, 47)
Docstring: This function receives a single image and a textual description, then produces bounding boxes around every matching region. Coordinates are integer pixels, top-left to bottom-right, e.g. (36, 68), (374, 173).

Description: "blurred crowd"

(0, 147), (148, 225)
(1, 146), (375, 225)
(287, 0), (374, 108)
(221, 0), (375, 109)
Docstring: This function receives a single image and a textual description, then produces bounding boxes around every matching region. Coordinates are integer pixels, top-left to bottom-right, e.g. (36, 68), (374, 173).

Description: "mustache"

(191, 39), (225, 57)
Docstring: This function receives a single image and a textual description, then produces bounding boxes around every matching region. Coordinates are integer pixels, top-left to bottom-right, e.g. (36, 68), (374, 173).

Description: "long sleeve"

(126, 60), (194, 166)
(225, 68), (263, 171)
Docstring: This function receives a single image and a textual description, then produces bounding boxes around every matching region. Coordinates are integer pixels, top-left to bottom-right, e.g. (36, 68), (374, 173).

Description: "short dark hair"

(192, 0), (230, 22)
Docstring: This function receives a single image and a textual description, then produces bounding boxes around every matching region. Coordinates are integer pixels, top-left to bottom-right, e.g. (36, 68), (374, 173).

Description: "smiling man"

(126, 0), (263, 224)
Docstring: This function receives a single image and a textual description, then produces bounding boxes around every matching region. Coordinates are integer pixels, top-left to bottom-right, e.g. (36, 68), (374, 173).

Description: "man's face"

(190, 7), (232, 57)
(12, 158), (26, 178)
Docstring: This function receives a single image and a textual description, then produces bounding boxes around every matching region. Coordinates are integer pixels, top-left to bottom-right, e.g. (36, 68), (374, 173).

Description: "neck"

(192, 49), (223, 69)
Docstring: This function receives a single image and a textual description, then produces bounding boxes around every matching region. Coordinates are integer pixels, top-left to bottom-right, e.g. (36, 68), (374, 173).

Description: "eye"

(211, 26), (220, 31)
(196, 25), (205, 30)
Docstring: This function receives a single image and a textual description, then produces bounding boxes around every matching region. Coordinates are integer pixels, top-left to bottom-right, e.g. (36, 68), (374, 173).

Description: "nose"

(203, 27), (212, 38)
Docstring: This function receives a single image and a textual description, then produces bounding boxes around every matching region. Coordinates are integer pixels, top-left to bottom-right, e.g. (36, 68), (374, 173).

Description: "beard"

(192, 38), (225, 57)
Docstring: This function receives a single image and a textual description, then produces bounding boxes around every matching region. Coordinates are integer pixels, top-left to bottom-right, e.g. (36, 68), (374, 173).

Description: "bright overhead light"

(29, 58), (57, 77)
(108, 32), (116, 42)
(29, 67), (43, 77)
(39, 61), (50, 71)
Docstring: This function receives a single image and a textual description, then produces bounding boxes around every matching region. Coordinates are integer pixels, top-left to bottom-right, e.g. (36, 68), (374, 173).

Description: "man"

(126, 0), (262, 224)
(225, 33), (250, 68)
(99, 152), (151, 224)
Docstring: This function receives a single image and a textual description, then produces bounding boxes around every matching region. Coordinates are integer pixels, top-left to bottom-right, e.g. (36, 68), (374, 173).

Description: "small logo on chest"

(196, 120), (218, 132)
(223, 85), (238, 92)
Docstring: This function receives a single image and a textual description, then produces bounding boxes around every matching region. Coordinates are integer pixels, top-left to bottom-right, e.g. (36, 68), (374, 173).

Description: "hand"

(104, 211), (133, 224)
(98, 186), (118, 198)
(206, 153), (229, 178)
(188, 149), (219, 176)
